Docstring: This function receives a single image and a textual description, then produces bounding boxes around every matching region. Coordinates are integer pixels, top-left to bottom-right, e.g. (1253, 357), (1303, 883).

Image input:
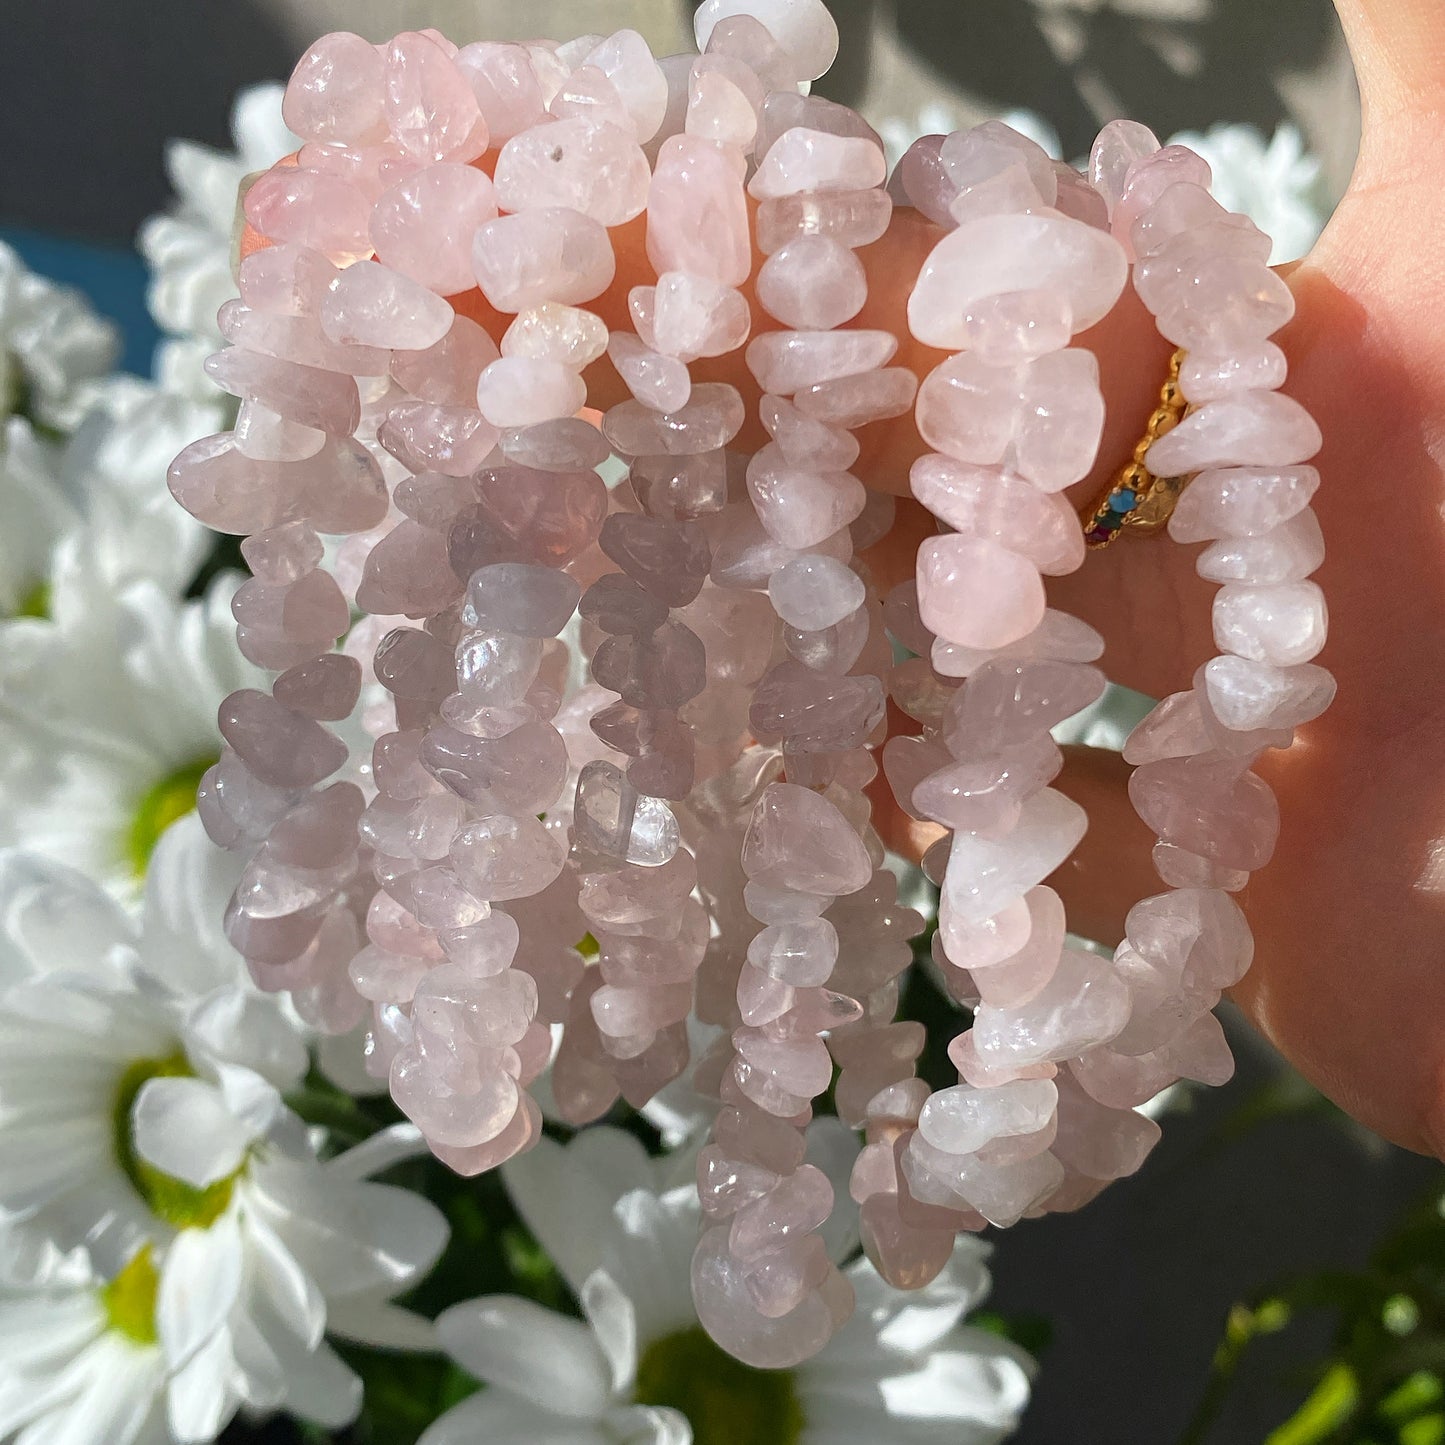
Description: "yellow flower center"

(125, 755), (216, 878)
(100, 1246), (161, 1346)
(633, 1326), (804, 1445)
(112, 1053), (240, 1229)
(13, 579), (49, 619)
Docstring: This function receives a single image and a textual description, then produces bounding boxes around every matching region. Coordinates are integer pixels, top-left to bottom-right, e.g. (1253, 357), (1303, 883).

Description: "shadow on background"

(0, 0), (293, 243)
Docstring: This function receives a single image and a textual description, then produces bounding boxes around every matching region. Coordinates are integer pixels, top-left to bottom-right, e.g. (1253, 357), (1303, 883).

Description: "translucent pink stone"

(941, 789), (1088, 925)
(504, 305), (609, 369)
(1145, 392), (1323, 474)
(449, 814), (566, 900)
(467, 563), (580, 637)
(916, 349), (1105, 492)
(746, 329), (897, 396)
(494, 119), (651, 227)
(756, 236), (867, 329)
(274, 654), (363, 721)
(454, 42), (549, 142)
(768, 555), (864, 631)
(233, 399), (324, 462)
(1212, 581), (1327, 666)
(550, 66), (636, 138)
(757, 189), (892, 255)
(639, 273), (752, 362)
(603, 383), (746, 457)
(911, 455), (1084, 576)
(761, 396), (859, 470)
(694, 0), (840, 81)
(1202, 656), (1336, 732)
(472, 209), (616, 312)
(383, 31), (488, 163)
(285, 33), (388, 144)
(391, 315), (499, 404)
(1089, 119), (1160, 214)
(1129, 757), (1280, 872)
(913, 737), (1062, 835)
(1196, 510), (1324, 584)
(1169, 466), (1320, 542)
(648, 136), (752, 288)
(237, 243), (339, 315)
(917, 535), (1045, 651)
(1179, 342), (1288, 403)
(1112, 146), (1214, 247)
(219, 690), (348, 789)
(476, 358), (586, 428)
(917, 1079), (1058, 1155)
(746, 448), (866, 550)
(321, 261), (456, 349)
(686, 55), (763, 150)
(749, 129), (885, 200)
(608, 334), (693, 413)
(205, 349), (361, 436)
(742, 783), (871, 895)
(908, 213), (1127, 350)
(972, 945), (1131, 1066)
(584, 30), (669, 144)
(794, 369), (918, 429)
(243, 169), (372, 261)
(370, 164), (499, 295)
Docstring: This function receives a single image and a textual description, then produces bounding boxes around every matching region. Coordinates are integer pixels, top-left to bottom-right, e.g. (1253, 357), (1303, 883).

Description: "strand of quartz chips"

(163, 0), (1330, 1368)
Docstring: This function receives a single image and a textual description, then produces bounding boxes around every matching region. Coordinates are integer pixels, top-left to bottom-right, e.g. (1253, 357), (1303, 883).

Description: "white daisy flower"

(0, 1245), (170, 1445)
(139, 82), (299, 402)
(0, 821), (449, 1439)
(0, 573), (261, 892)
(0, 240), (119, 435)
(1167, 122), (1327, 264)
(423, 1126), (1032, 1445)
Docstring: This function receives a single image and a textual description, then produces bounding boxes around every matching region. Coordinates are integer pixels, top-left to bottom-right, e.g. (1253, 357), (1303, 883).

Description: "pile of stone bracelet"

(168, 0), (1331, 1368)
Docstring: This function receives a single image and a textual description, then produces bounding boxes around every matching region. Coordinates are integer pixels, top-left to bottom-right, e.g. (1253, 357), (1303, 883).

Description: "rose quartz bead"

(390, 315), (498, 404)
(911, 455), (1084, 576)
(237, 243), (340, 315)
(450, 814), (566, 900)
(1169, 465), (1320, 542)
(1089, 119), (1160, 214)
(1202, 656), (1336, 732)
(916, 349), (1105, 492)
(550, 65), (637, 138)
(768, 556), (865, 632)
(1112, 145), (1213, 248)
(941, 788), (1088, 925)
(913, 738), (1062, 835)
(756, 237), (867, 330)
(917, 535), (1045, 651)
(917, 1079), (1058, 1156)
(1179, 341), (1288, 403)
(746, 329), (897, 396)
(742, 783), (871, 895)
(749, 129), (886, 201)
(370, 164), (498, 295)
(686, 55), (762, 150)
(472, 209), (616, 312)
(909, 213), (1127, 350)
(242, 521), (323, 583)
(285, 33), (388, 144)
(454, 42), (549, 142)
(639, 272), (752, 362)
(794, 369), (918, 430)
(219, 689), (348, 790)
(1129, 756), (1280, 872)
(232, 398), (324, 462)
(761, 396), (859, 470)
(1146, 391), (1323, 474)
(503, 304), (609, 369)
(243, 169), (372, 261)
(1196, 510), (1324, 584)
(494, 119), (650, 227)
(383, 31), (487, 162)
(500, 418), (610, 473)
(583, 30), (668, 144)
(694, 0), (840, 81)
(321, 261), (455, 349)
(468, 562), (580, 637)
(603, 383), (746, 457)
(648, 136), (752, 288)
(1151, 843), (1250, 894)
(206, 350), (361, 436)
(608, 334), (693, 413)
(746, 449), (866, 550)
(1212, 581), (1328, 666)
(476, 358), (586, 428)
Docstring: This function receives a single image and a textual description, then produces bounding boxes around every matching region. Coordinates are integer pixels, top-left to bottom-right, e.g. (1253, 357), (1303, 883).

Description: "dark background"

(4, 2), (1424, 1442)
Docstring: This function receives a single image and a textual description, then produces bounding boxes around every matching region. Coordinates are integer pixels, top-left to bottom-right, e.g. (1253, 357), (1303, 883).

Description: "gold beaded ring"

(1081, 349), (1191, 547)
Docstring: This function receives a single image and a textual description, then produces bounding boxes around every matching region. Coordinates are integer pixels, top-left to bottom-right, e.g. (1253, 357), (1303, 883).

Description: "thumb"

(1335, 0), (1445, 124)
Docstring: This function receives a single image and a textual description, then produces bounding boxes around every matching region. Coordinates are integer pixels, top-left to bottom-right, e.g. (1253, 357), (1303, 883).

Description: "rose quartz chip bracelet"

(166, 1), (1330, 1367)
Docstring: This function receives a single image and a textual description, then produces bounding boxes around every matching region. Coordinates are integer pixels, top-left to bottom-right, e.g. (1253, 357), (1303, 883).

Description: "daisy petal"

(436, 1296), (613, 1419)
(419, 1390), (611, 1445)
(580, 1269), (636, 1394)
(130, 1076), (254, 1188)
(158, 1216), (244, 1370)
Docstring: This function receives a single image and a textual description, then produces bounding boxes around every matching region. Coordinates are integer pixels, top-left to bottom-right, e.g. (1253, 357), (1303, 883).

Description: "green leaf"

(1265, 1362), (1360, 1445)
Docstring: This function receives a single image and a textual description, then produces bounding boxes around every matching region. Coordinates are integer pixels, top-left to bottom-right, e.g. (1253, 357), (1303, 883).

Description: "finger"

(1334, 0), (1445, 122)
